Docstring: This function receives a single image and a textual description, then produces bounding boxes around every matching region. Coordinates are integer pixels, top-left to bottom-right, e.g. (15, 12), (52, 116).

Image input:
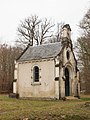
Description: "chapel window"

(33, 66), (39, 82)
(66, 51), (70, 60)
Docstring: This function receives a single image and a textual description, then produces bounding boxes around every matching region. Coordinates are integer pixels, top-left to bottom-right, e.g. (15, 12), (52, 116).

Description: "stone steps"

(66, 96), (80, 100)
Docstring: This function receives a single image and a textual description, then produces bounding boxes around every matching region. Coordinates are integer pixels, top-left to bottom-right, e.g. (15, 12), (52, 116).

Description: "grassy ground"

(0, 95), (90, 120)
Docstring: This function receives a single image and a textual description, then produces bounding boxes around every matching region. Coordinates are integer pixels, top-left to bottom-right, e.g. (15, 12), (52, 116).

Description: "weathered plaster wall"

(17, 59), (57, 98)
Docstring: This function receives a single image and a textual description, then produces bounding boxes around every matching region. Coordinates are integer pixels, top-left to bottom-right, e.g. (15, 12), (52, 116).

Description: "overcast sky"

(0, 0), (89, 45)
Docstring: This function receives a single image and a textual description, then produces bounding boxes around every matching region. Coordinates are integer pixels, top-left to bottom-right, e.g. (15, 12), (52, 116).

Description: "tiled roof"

(17, 42), (62, 62)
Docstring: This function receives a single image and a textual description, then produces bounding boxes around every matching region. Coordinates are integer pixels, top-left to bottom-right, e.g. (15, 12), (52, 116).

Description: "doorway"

(65, 67), (70, 96)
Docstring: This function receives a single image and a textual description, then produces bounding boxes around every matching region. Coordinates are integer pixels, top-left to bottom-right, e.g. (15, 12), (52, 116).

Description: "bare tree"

(0, 44), (22, 93)
(79, 9), (90, 37)
(39, 18), (54, 44)
(77, 8), (90, 94)
(17, 15), (41, 46)
(17, 15), (54, 46)
(56, 22), (65, 41)
(49, 22), (65, 43)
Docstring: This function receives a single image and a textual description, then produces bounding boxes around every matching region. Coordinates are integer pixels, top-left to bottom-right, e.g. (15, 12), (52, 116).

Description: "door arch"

(65, 67), (70, 96)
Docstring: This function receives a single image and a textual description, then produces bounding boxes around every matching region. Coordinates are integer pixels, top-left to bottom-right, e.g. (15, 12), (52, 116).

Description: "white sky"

(0, 0), (89, 45)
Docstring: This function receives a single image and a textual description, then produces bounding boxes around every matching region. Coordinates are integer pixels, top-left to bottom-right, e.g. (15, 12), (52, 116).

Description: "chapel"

(13, 24), (80, 99)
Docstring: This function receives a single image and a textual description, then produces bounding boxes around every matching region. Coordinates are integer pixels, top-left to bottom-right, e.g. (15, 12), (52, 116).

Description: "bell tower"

(61, 24), (72, 49)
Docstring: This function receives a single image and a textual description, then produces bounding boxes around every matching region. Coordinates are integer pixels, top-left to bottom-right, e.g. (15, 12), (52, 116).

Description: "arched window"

(33, 66), (39, 82)
(66, 51), (70, 60)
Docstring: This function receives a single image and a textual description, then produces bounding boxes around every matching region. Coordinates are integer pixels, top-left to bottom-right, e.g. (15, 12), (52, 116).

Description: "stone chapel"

(13, 24), (80, 99)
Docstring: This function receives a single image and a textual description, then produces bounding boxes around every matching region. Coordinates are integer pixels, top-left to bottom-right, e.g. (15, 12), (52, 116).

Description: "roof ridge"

(32, 42), (61, 48)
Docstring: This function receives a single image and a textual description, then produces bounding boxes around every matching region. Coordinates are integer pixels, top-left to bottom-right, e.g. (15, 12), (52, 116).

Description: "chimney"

(62, 24), (71, 40)
(61, 24), (72, 49)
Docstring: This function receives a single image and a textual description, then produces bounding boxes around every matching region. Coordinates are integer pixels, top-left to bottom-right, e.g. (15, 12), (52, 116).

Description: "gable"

(17, 42), (62, 62)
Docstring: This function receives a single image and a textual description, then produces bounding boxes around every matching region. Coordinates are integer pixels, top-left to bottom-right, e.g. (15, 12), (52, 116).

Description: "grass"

(0, 95), (90, 120)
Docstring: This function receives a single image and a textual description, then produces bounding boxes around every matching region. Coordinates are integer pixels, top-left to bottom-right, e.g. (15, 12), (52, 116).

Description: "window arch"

(33, 66), (39, 82)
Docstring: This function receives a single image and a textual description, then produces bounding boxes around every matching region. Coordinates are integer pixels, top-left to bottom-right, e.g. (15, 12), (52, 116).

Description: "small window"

(66, 51), (70, 60)
(33, 66), (39, 82)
